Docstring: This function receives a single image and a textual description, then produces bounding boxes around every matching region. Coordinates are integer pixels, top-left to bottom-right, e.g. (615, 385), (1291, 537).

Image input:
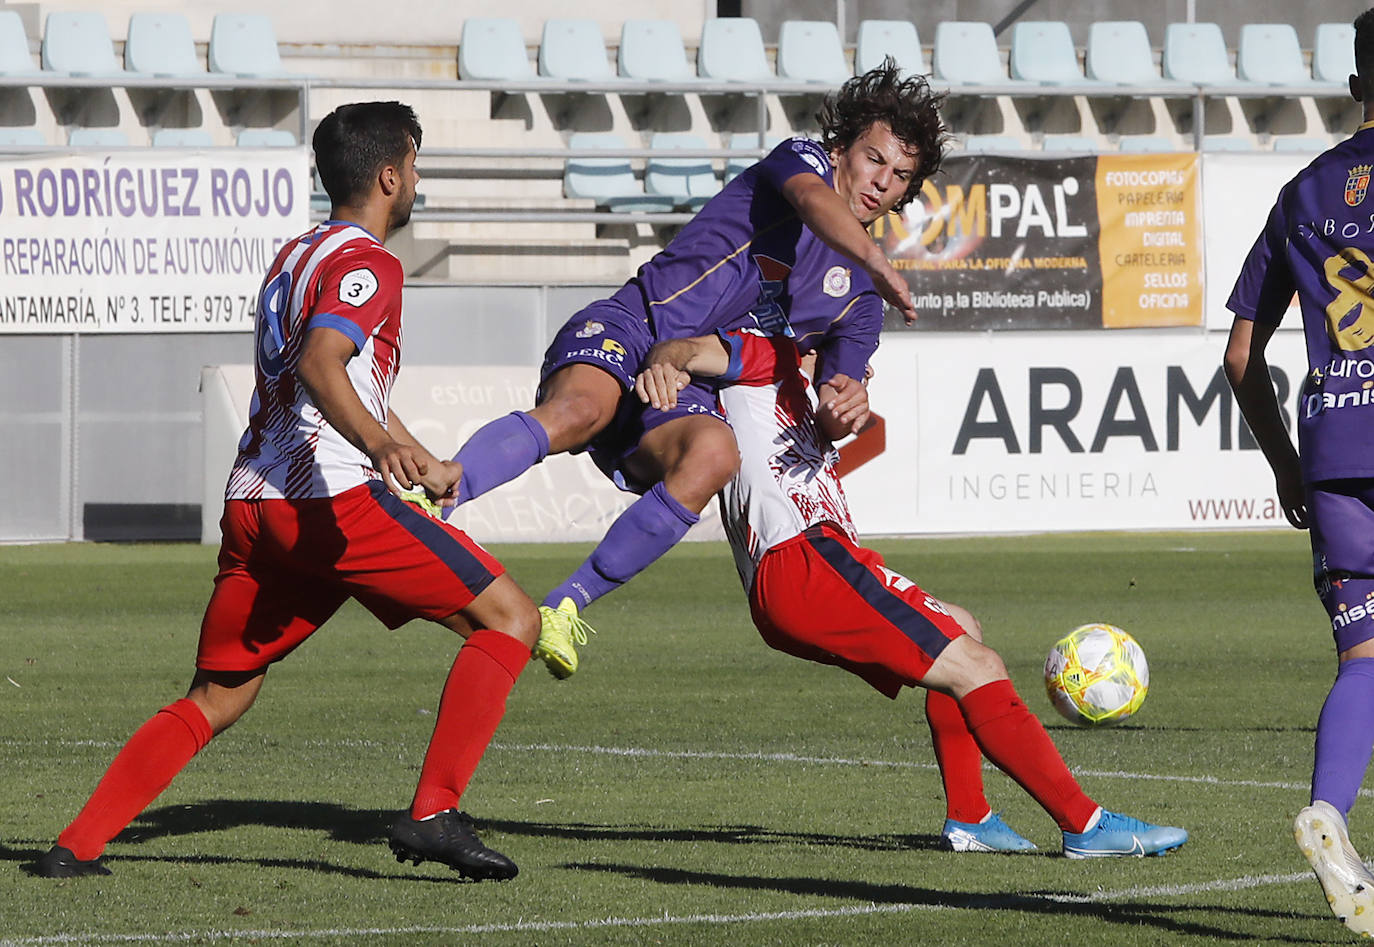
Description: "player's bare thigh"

(623, 413), (741, 512)
(529, 363), (624, 454)
(438, 573), (540, 649)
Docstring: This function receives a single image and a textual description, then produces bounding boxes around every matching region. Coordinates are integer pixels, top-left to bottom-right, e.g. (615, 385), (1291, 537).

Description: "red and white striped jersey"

(716, 329), (858, 591)
(226, 221), (405, 500)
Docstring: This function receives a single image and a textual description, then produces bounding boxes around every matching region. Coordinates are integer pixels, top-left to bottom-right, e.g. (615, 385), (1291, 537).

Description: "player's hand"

(635, 363), (689, 410)
(1276, 460), (1307, 530)
(820, 373), (870, 434)
(867, 257), (916, 325)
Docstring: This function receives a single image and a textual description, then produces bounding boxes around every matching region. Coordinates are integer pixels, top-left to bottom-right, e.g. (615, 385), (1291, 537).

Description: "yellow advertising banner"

(1094, 153), (1204, 328)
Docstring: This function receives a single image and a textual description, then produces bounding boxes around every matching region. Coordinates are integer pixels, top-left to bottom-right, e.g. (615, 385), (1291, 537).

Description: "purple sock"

(450, 412), (549, 507)
(543, 481), (699, 609)
(1313, 656), (1374, 817)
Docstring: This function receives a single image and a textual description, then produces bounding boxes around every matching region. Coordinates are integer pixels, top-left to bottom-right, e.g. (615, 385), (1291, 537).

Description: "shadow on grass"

(566, 861), (1326, 943)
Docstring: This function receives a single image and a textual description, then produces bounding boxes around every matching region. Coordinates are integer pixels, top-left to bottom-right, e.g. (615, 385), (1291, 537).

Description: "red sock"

(958, 680), (1098, 832)
(925, 690), (989, 823)
(57, 698), (213, 861)
(410, 629), (531, 820)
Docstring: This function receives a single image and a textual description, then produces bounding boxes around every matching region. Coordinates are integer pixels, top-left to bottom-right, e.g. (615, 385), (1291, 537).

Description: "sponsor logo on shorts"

(602, 338), (626, 356)
(822, 265), (851, 298)
(575, 320), (605, 338)
(570, 345), (625, 366)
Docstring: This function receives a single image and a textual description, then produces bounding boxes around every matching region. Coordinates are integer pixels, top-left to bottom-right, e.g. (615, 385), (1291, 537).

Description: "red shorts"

(197, 481), (504, 672)
(749, 524), (965, 698)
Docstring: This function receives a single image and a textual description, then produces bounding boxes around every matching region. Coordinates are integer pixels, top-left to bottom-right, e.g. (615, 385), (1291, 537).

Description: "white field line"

(0, 870), (1319, 946)
(4, 737), (1367, 798)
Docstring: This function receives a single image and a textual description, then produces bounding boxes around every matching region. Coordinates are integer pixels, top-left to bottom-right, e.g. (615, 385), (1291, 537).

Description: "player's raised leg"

(535, 412), (738, 678)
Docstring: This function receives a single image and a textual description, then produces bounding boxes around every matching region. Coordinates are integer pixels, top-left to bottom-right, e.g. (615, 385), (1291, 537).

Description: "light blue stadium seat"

(0, 11), (39, 75)
(1087, 21), (1191, 89)
(725, 132), (785, 181)
(236, 128), (297, 147)
(646, 132), (721, 210)
(209, 14), (288, 77)
(539, 19), (612, 80)
(1201, 135), (1254, 152)
(564, 133), (676, 212)
(933, 22), (1011, 85)
(1237, 24), (1312, 85)
(0, 127), (46, 147)
(1272, 136), (1331, 153)
(777, 20), (850, 84)
(152, 128), (215, 148)
(961, 134), (1023, 153)
(459, 18), (534, 81)
(1314, 23), (1356, 86)
(68, 128), (129, 146)
(42, 11), (126, 77)
(125, 13), (203, 77)
(698, 18), (773, 81)
(855, 20), (924, 77)
(1041, 134), (1097, 153)
(1117, 135), (1176, 152)
(1163, 23), (1239, 85)
(618, 19), (693, 81)
(1011, 21), (1089, 84)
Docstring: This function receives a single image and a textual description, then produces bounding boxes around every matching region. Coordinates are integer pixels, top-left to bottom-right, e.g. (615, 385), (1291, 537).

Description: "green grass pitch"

(0, 530), (1363, 944)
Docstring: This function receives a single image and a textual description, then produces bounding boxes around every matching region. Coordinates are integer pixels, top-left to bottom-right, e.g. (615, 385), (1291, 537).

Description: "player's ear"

(379, 163), (400, 197)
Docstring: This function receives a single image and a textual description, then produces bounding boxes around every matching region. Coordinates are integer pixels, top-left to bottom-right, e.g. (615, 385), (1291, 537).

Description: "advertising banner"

(875, 152), (1204, 331)
(0, 149), (310, 334)
(845, 331), (1310, 535)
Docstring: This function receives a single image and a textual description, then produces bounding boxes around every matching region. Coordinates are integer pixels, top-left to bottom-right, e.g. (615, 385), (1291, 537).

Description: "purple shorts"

(540, 299), (728, 495)
(1309, 479), (1374, 652)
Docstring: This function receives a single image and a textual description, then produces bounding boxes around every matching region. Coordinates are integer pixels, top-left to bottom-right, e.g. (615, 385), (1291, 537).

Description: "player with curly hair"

(447, 60), (947, 677)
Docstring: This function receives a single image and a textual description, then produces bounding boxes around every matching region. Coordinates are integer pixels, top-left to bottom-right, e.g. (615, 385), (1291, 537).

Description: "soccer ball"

(1043, 623), (1149, 726)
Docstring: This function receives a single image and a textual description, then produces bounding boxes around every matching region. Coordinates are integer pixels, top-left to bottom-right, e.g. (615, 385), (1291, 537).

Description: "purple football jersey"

(1229, 122), (1374, 480)
(607, 137), (884, 384)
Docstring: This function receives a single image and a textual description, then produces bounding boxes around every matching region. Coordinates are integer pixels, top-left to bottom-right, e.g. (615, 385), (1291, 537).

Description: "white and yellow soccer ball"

(1043, 623), (1149, 726)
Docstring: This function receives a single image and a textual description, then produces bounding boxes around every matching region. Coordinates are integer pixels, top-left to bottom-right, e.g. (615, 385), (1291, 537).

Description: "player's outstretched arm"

(1223, 316), (1307, 528)
(296, 326), (439, 498)
(781, 172), (915, 324)
(634, 336), (731, 409)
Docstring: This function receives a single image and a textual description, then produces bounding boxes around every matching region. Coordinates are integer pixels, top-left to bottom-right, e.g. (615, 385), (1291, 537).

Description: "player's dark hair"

(1356, 9), (1374, 96)
(312, 101), (422, 207)
(815, 58), (947, 211)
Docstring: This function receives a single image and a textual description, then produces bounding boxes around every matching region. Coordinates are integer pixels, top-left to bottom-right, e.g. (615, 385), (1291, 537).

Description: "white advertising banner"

(846, 330), (1311, 535)
(200, 364), (725, 545)
(0, 149), (310, 334)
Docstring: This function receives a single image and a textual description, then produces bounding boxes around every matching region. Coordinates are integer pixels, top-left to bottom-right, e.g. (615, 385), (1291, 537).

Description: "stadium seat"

(1086, 21), (1190, 89)
(777, 20), (850, 84)
(42, 11), (126, 77)
(208, 13), (289, 77)
(855, 20), (924, 77)
(0, 127), (46, 147)
(1041, 134), (1097, 152)
(458, 18), (534, 81)
(1163, 23), (1239, 86)
(539, 19), (613, 80)
(68, 128), (129, 146)
(152, 128), (215, 148)
(961, 134), (1023, 153)
(1237, 24), (1312, 85)
(1117, 135), (1176, 152)
(1010, 21), (1091, 84)
(1272, 136), (1330, 153)
(0, 11), (38, 75)
(564, 133), (676, 212)
(125, 13), (204, 77)
(1313, 23), (1356, 86)
(236, 128), (297, 147)
(698, 18), (773, 81)
(646, 132), (721, 210)
(933, 22), (1012, 85)
(1201, 135), (1254, 151)
(725, 132), (784, 182)
(618, 19), (693, 81)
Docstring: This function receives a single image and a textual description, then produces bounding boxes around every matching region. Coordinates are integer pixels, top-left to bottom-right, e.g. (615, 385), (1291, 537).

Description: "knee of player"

(538, 388), (616, 445)
(497, 598), (542, 648)
(963, 638), (1007, 680)
(679, 430), (741, 491)
(944, 601), (983, 642)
